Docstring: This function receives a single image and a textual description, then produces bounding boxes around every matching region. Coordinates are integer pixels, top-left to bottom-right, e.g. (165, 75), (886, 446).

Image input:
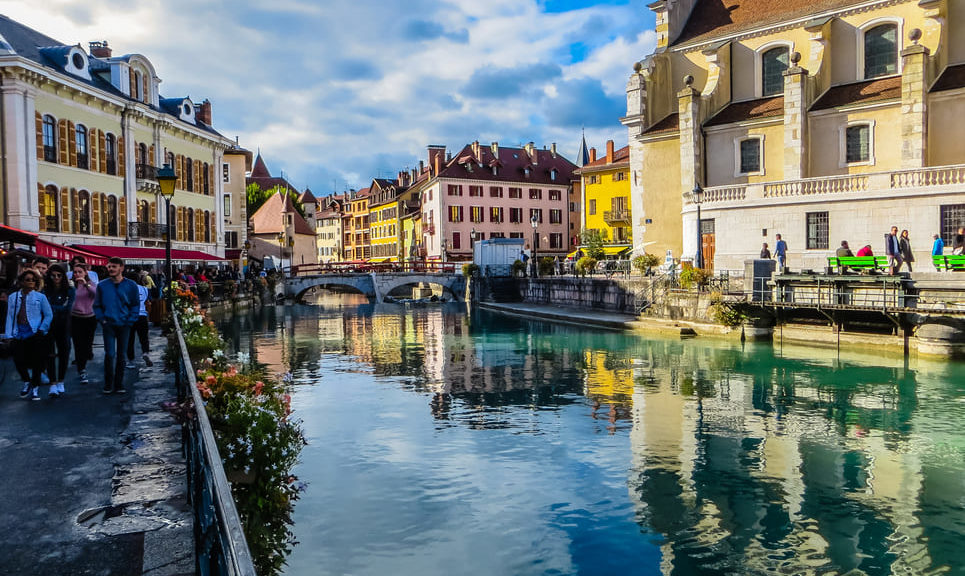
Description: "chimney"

(411, 168), (418, 182)
(196, 99), (212, 125)
(428, 145), (446, 176)
(606, 140), (614, 164)
(491, 141), (499, 158)
(550, 143), (557, 158)
(525, 142), (537, 165)
(89, 41), (111, 58)
(589, 148), (597, 163)
(419, 160), (424, 174)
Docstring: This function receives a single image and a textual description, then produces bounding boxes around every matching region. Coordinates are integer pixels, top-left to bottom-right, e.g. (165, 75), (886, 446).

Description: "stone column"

(2, 82), (39, 230)
(678, 77), (702, 262)
(783, 54), (809, 181)
(900, 38), (930, 169)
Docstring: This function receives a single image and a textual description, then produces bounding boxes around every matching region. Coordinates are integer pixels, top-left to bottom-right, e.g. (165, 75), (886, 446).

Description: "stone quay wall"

(519, 277), (649, 314)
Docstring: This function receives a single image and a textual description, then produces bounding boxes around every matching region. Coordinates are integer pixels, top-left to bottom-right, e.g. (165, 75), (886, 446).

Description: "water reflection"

(213, 295), (965, 576)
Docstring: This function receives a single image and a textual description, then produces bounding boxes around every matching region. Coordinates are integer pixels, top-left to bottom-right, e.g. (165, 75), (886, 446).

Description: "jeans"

(47, 315), (71, 381)
(13, 333), (49, 388)
(71, 315), (97, 371)
(127, 316), (149, 360)
(102, 323), (132, 391)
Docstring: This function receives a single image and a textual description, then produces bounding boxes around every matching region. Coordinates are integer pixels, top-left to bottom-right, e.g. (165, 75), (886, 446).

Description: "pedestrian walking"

(760, 243), (771, 259)
(774, 234), (787, 271)
(932, 233), (945, 271)
(3, 269), (52, 401)
(93, 258), (139, 395)
(898, 229), (914, 273)
(70, 262), (98, 384)
(884, 226), (902, 275)
(43, 264), (74, 398)
(126, 273), (153, 369)
(953, 227), (965, 255)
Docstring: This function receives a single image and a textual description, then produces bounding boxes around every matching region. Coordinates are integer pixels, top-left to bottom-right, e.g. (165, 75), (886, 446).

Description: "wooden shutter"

(149, 144), (156, 167)
(98, 130), (107, 173)
(68, 122), (77, 167)
(175, 154), (183, 189)
(210, 212), (217, 244)
(195, 160), (201, 193)
(117, 136), (125, 176)
(58, 119), (69, 164)
(71, 189), (80, 233)
(92, 193), (102, 235)
(181, 207), (188, 241)
(37, 184), (46, 232)
(60, 187), (70, 232)
(128, 67), (136, 98)
(150, 201), (157, 224)
(119, 196), (127, 236)
(89, 129), (98, 172)
(35, 112), (44, 160)
(142, 74), (149, 104)
(209, 163), (215, 196)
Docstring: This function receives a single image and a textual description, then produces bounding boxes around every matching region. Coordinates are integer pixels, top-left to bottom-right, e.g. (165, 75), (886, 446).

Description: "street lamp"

(276, 232), (285, 271)
(156, 164), (176, 312)
(530, 213), (539, 278)
(692, 183), (704, 270)
(470, 227), (477, 263)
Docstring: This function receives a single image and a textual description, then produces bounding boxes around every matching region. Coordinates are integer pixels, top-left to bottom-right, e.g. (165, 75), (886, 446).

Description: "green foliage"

(462, 263), (480, 277)
(538, 256), (555, 276)
(247, 183), (306, 218)
(196, 281), (212, 304)
(680, 267), (711, 289)
(580, 229), (608, 260)
(512, 259), (527, 276)
(708, 291), (746, 327)
(633, 253), (661, 275)
(575, 256), (597, 276)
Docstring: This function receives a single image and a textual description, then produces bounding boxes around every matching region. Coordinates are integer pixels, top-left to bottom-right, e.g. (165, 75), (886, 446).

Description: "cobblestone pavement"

(0, 327), (193, 576)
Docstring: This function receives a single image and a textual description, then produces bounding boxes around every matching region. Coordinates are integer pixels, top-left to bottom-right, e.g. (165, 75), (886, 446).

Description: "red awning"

(0, 224), (38, 245)
(74, 244), (225, 262)
(35, 240), (109, 266)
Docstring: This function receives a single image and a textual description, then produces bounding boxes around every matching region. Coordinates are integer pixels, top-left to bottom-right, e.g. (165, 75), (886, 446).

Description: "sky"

(2, 0), (656, 195)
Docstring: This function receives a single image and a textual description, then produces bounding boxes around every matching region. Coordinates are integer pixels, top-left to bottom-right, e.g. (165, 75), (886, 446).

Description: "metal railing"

(603, 209), (631, 223)
(136, 163), (159, 180)
(172, 312), (257, 576)
(128, 221), (166, 239)
(290, 260), (458, 276)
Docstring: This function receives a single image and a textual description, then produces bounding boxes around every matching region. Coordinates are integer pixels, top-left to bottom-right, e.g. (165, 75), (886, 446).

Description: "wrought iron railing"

(173, 312), (257, 576)
(136, 163), (159, 180)
(128, 221), (166, 239)
(603, 210), (631, 223)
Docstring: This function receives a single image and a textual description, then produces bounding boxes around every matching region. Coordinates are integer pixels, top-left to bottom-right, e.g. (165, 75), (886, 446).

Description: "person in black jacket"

(43, 264), (74, 398)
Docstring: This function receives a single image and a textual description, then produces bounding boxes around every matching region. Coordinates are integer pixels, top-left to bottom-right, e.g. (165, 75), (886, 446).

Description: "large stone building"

(0, 15), (242, 262)
(623, 0), (965, 271)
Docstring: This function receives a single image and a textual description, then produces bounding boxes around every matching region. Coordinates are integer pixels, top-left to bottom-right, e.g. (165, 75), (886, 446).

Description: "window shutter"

(142, 74), (149, 104)
(150, 201), (157, 224)
(209, 163), (215, 196)
(149, 144), (155, 167)
(89, 128), (99, 172)
(68, 122), (77, 167)
(58, 119), (69, 164)
(60, 187), (70, 232)
(175, 155), (183, 189)
(71, 189), (80, 233)
(195, 160), (202, 193)
(92, 193), (102, 235)
(37, 184), (46, 232)
(119, 196), (127, 235)
(98, 130), (107, 173)
(210, 212), (216, 243)
(35, 112), (43, 160)
(128, 67), (136, 98)
(117, 136), (125, 176)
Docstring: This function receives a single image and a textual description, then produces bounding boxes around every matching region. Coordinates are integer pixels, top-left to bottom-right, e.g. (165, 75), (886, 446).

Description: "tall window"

(489, 186), (503, 198)
(224, 195), (231, 217)
(75, 124), (88, 169)
(529, 208), (542, 224)
(490, 207), (503, 223)
(864, 24), (898, 79)
(78, 191), (91, 234)
(204, 210), (211, 243)
(470, 206), (484, 223)
(186, 158), (194, 191)
(105, 134), (117, 175)
(42, 115), (57, 162)
(106, 195), (118, 236)
(223, 163), (230, 183)
(589, 199), (596, 215)
(761, 47), (789, 96)
(203, 163), (210, 195)
(806, 212), (829, 249)
(940, 204), (965, 244)
(549, 209), (562, 224)
(738, 138), (762, 174)
(448, 205), (463, 222)
(845, 124), (871, 164)
(139, 199), (150, 223)
(43, 186), (59, 231)
(187, 208), (195, 242)
(510, 207), (522, 223)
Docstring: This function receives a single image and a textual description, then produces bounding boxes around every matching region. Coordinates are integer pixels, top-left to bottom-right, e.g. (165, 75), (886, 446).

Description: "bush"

(538, 256), (555, 276)
(708, 291), (746, 327)
(512, 259), (527, 276)
(575, 256), (597, 277)
(196, 281), (212, 304)
(461, 263), (480, 277)
(632, 254), (661, 275)
(680, 267), (711, 289)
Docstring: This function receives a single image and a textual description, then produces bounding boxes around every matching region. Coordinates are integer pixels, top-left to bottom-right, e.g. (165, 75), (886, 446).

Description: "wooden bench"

(827, 256), (890, 272)
(932, 254), (965, 271)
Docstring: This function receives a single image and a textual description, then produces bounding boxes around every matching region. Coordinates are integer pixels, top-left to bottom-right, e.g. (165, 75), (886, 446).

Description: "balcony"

(689, 164), (965, 208)
(128, 221), (166, 240)
(603, 210), (630, 224)
(425, 223), (435, 235)
(136, 164), (160, 193)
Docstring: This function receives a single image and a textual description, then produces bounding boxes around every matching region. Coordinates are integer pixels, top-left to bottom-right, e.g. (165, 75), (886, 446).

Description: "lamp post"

(470, 227), (477, 263)
(276, 232), (285, 271)
(156, 164), (176, 313)
(692, 183), (704, 270)
(530, 213), (539, 278)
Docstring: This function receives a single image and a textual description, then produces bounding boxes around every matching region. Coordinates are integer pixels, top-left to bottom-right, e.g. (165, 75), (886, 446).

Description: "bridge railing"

(289, 260), (459, 276)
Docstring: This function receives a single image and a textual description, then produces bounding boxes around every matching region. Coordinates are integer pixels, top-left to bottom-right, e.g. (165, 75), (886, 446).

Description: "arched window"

(139, 199), (150, 223)
(105, 133), (117, 175)
(42, 115), (57, 162)
(76, 124), (89, 169)
(42, 185), (59, 231)
(106, 195), (118, 236)
(187, 208), (195, 242)
(78, 190), (92, 234)
(204, 210), (211, 243)
(761, 47), (789, 97)
(203, 162), (210, 195)
(138, 142), (148, 166)
(133, 70), (143, 101)
(185, 158), (194, 191)
(864, 23), (898, 79)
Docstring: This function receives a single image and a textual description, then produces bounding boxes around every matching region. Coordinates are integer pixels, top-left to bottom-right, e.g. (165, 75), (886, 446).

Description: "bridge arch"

(285, 272), (465, 303)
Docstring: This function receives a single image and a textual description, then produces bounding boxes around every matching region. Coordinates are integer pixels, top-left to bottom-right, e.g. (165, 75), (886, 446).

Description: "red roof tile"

(578, 145), (630, 171)
(249, 191), (314, 236)
(811, 76), (901, 110)
(437, 144), (577, 183)
(704, 96), (783, 126)
(642, 113), (679, 135)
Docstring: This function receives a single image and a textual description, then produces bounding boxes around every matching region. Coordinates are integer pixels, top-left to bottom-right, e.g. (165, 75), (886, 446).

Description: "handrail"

(173, 312), (257, 576)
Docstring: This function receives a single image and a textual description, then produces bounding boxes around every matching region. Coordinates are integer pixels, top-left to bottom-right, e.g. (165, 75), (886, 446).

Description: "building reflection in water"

(212, 297), (965, 575)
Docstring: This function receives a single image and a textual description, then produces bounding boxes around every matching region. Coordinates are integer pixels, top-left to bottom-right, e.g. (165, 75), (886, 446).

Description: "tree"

(580, 229), (608, 260)
(246, 183), (306, 218)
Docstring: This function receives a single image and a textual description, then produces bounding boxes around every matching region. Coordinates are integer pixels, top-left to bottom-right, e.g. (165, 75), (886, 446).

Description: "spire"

(576, 128), (590, 167)
(251, 153), (271, 178)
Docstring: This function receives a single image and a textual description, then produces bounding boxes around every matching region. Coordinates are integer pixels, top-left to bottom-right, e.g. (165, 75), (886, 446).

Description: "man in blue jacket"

(94, 257), (140, 394)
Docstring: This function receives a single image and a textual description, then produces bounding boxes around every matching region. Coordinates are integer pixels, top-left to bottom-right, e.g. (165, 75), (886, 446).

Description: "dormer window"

(183, 103), (191, 115)
(550, 168), (558, 181)
(63, 46), (92, 80)
(761, 47), (789, 96)
(72, 53), (84, 69)
(864, 24), (898, 78)
(524, 167), (531, 177)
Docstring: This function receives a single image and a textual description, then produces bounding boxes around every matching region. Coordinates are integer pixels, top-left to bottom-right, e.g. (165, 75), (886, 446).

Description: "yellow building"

(623, 0), (965, 271)
(367, 177), (405, 262)
(577, 140), (632, 248)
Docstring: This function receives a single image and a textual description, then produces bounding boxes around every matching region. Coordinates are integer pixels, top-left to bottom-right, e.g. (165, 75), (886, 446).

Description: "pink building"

(420, 141), (578, 261)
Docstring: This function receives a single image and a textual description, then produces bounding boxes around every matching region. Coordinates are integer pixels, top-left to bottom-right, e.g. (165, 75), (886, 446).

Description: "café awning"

(74, 245), (225, 262)
(35, 240), (109, 266)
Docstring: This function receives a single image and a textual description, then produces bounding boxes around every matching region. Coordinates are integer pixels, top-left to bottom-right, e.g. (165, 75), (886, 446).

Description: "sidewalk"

(0, 327), (193, 576)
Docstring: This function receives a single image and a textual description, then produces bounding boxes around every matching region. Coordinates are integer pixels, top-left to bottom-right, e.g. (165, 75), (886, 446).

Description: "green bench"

(827, 256), (890, 272)
(932, 254), (965, 271)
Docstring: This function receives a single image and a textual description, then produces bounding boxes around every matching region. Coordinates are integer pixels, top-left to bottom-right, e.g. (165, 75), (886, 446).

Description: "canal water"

(215, 294), (965, 576)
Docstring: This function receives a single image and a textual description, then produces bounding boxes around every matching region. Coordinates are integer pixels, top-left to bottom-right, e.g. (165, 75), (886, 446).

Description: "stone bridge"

(284, 272), (466, 302)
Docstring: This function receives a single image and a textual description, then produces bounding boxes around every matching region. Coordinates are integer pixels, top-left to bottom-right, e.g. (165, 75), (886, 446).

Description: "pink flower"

(253, 381), (264, 396)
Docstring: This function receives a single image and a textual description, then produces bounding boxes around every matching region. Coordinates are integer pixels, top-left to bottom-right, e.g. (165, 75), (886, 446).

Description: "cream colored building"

(623, 0), (965, 271)
(0, 16), (239, 261)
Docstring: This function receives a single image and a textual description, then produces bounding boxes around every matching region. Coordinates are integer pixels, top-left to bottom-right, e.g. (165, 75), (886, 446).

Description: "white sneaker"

(125, 361), (137, 369)
(79, 370), (89, 384)
(30, 388), (40, 401)
(19, 382), (30, 398)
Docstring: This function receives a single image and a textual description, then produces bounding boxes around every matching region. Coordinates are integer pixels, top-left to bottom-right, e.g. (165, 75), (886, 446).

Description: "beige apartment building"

(623, 0), (965, 271)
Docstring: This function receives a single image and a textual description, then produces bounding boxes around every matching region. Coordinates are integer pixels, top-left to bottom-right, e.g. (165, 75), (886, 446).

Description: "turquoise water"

(216, 295), (965, 576)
